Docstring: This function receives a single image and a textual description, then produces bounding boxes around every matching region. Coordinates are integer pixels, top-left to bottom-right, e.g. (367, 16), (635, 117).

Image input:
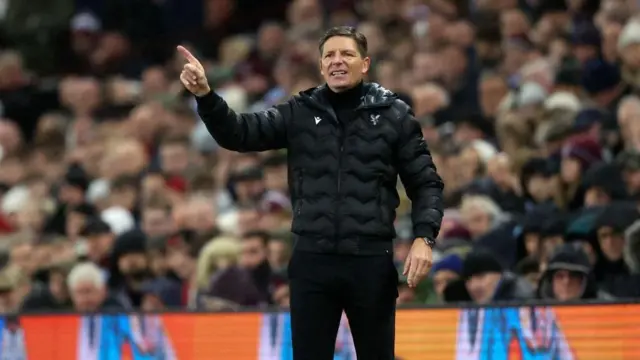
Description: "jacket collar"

(299, 82), (397, 111)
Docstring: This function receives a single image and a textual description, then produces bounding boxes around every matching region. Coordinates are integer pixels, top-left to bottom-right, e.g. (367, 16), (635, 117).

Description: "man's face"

(465, 272), (501, 304)
(320, 36), (370, 92)
(412, 52), (440, 82)
(118, 253), (148, 275)
(527, 175), (553, 202)
(86, 234), (113, 263)
(59, 184), (84, 206)
(479, 76), (508, 117)
(234, 178), (265, 204)
(49, 271), (68, 302)
(166, 247), (193, 279)
(160, 143), (189, 176)
(524, 233), (540, 256)
(621, 43), (640, 70)
(560, 157), (581, 183)
(258, 24), (284, 57)
(433, 270), (460, 298)
(584, 187), (611, 208)
(598, 226), (625, 261)
(623, 169), (640, 194)
(268, 240), (288, 269)
(142, 208), (175, 238)
(183, 201), (216, 233)
(552, 270), (584, 301)
(461, 207), (491, 239)
(110, 187), (137, 210)
(66, 212), (87, 239)
(240, 237), (267, 269)
(71, 281), (106, 312)
(573, 44), (598, 64)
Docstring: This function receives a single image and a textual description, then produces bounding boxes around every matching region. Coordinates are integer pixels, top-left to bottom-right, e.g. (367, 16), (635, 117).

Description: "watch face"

(424, 238), (435, 247)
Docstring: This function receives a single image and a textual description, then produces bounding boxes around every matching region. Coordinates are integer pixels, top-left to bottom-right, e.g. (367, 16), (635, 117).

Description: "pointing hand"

(177, 45), (211, 97)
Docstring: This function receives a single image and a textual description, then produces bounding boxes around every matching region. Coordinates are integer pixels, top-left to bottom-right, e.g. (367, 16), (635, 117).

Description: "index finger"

(177, 45), (200, 66)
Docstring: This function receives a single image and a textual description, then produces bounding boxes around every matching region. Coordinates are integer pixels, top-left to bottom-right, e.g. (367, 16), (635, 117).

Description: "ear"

(319, 59), (324, 76)
(361, 57), (371, 75)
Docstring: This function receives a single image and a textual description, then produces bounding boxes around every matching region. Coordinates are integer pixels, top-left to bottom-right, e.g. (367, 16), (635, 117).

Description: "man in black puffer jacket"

(178, 26), (444, 359)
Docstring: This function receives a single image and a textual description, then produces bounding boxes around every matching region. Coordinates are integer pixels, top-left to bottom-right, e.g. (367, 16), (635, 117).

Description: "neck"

(325, 81), (364, 109)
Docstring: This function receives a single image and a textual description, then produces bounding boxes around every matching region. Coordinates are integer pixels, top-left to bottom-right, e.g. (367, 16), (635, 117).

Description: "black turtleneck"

(324, 81), (364, 123)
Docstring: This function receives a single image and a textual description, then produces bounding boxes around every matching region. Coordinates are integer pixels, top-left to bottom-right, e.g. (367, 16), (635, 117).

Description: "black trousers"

(288, 251), (398, 360)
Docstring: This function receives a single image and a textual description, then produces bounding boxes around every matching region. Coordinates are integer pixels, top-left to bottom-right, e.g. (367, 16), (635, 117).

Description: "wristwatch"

(422, 237), (436, 249)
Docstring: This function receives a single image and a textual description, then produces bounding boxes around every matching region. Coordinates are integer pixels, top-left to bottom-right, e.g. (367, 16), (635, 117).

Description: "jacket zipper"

(335, 124), (345, 242)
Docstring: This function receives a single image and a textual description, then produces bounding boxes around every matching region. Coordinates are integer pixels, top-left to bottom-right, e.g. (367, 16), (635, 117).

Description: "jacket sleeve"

(395, 105), (444, 240)
(195, 91), (291, 152)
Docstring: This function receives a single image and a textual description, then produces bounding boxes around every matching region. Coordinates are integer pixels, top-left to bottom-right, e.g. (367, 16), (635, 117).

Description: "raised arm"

(178, 46), (289, 152)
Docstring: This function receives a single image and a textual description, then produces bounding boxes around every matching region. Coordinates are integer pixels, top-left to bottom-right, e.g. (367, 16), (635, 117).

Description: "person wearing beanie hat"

(61, 164), (90, 206)
(581, 59), (622, 97)
(561, 136), (603, 172)
(443, 248), (534, 303)
(571, 23), (602, 64)
(79, 217), (114, 269)
(108, 229), (152, 308)
(582, 162), (628, 207)
(431, 254), (463, 300)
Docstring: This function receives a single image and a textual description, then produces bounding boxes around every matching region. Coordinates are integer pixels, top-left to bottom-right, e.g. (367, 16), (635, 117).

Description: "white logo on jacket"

(370, 114), (380, 125)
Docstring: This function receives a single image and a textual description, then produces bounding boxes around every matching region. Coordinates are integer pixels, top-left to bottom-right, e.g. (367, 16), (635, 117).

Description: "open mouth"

(330, 70), (347, 76)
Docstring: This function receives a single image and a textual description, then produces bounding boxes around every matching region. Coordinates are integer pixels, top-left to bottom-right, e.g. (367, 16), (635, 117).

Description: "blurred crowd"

(1, 0), (640, 315)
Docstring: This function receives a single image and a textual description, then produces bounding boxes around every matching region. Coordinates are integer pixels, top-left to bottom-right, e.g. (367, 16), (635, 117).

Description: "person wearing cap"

(537, 244), (613, 301)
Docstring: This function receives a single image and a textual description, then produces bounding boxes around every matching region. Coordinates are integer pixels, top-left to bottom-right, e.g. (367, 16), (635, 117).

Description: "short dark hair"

(318, 26), (368, 57)
(242, 230), (270, 246)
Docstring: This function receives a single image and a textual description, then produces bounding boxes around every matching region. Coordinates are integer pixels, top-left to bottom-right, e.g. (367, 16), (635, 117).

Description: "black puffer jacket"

(197, 82), (444, 255)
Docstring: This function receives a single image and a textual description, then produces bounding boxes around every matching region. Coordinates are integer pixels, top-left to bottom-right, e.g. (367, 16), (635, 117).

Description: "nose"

(329, 54), (346, 66)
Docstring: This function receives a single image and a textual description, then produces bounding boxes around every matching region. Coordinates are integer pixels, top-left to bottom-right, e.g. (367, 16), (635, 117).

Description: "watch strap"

(423, 237), (436, 249)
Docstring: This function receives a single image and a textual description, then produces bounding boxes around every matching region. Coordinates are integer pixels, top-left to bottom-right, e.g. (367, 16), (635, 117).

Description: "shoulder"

(389, 98), (414, 122)
(363, 83), (414, 122)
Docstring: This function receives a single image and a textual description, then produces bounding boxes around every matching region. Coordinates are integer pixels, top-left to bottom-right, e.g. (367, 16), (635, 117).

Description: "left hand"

(403, 238), (434, 288)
